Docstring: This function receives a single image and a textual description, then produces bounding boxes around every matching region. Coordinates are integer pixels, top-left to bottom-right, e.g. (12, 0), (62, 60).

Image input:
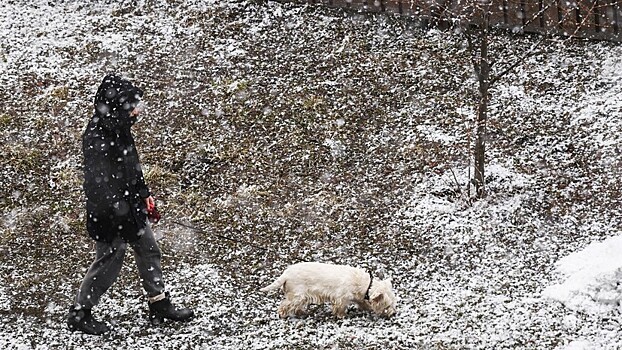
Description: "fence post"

(291, 0), (621, 41)
(384, 0), (404, 13)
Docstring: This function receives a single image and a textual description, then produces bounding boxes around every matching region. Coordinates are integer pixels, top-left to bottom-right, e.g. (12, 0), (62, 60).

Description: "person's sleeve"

(132, 135), (151, 199)
(135, 163), (151, 199)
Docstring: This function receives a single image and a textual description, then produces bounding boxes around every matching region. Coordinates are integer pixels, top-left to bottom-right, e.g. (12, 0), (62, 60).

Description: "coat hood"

(94, 74), (144, 117)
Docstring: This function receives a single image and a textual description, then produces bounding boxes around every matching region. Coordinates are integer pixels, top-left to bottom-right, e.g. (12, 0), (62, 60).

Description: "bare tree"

(444, 0), (616, 199)
(283, 0), (616, 198)
(448, 0), (566, 198)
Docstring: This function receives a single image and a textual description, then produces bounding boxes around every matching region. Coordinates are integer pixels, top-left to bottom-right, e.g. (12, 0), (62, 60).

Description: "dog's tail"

(259, 275), (286, 293)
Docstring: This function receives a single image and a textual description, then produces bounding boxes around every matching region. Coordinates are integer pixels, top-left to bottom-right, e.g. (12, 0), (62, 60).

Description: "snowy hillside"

(1, 0), (622, 349)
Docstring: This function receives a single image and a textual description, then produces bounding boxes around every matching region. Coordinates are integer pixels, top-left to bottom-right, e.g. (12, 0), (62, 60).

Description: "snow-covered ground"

(1, 1), (622, 349)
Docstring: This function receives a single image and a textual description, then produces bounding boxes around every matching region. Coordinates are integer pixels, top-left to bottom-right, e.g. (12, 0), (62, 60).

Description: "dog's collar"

(364, 270), (373, 300)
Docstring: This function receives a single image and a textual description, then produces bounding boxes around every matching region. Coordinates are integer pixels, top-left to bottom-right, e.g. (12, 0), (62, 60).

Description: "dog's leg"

(288, 295), (309, 317)
(331, 301), (348, 318)
(278, 298), (291, 318)
(278, 291), (298, 318)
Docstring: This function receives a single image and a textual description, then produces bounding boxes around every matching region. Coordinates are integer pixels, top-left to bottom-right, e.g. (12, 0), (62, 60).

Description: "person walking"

(67, 74), (194, 335)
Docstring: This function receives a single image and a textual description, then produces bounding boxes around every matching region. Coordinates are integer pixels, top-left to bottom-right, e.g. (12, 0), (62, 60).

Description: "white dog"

(260, 262), (396, 318)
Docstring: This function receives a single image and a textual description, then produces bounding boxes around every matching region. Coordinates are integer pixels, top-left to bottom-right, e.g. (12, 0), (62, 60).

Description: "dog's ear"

(369, 285), (384, 301)
(372, 293), (384, 303)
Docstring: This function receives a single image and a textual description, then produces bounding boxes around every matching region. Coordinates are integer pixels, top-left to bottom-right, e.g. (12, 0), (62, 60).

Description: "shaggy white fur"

(261, 262), (396, 318)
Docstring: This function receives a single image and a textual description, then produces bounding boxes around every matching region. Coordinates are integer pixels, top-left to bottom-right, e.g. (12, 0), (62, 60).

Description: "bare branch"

(569, 0), (599, 40)
(489, 36), (548, 86)
(522, 0), (557, 31)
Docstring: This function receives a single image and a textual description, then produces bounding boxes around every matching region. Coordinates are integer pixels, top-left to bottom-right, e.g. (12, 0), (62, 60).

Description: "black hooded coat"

(82, 74), (150, 243)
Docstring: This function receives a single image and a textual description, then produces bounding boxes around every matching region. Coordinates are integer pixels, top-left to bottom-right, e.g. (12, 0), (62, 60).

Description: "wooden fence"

(293, 0), (622, 42)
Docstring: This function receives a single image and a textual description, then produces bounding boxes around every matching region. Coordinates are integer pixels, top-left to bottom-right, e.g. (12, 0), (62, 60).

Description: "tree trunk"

(474, 88), (488, 198)
(474, 28), (490, 198)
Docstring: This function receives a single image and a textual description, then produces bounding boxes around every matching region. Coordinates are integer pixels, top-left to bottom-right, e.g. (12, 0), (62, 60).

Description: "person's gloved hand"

(145, 196), (161, 224)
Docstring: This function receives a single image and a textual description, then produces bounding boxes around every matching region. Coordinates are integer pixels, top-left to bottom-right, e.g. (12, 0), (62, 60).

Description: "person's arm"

(136, 168), (152, 199)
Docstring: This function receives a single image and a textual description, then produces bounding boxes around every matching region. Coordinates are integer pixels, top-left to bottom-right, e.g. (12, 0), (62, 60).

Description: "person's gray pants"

(74, 224), (165, 309)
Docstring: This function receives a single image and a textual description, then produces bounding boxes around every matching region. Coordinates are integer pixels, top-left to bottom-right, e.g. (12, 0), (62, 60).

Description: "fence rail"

(294, 0), (622, 42)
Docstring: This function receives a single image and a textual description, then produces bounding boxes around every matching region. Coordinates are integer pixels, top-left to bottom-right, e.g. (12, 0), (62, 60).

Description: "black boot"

(67, 306), (110, 335)
(148, 292), (194, 325)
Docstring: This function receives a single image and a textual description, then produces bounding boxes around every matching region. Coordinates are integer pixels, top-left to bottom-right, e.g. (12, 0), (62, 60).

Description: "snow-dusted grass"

(1, 0), (622, 349)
